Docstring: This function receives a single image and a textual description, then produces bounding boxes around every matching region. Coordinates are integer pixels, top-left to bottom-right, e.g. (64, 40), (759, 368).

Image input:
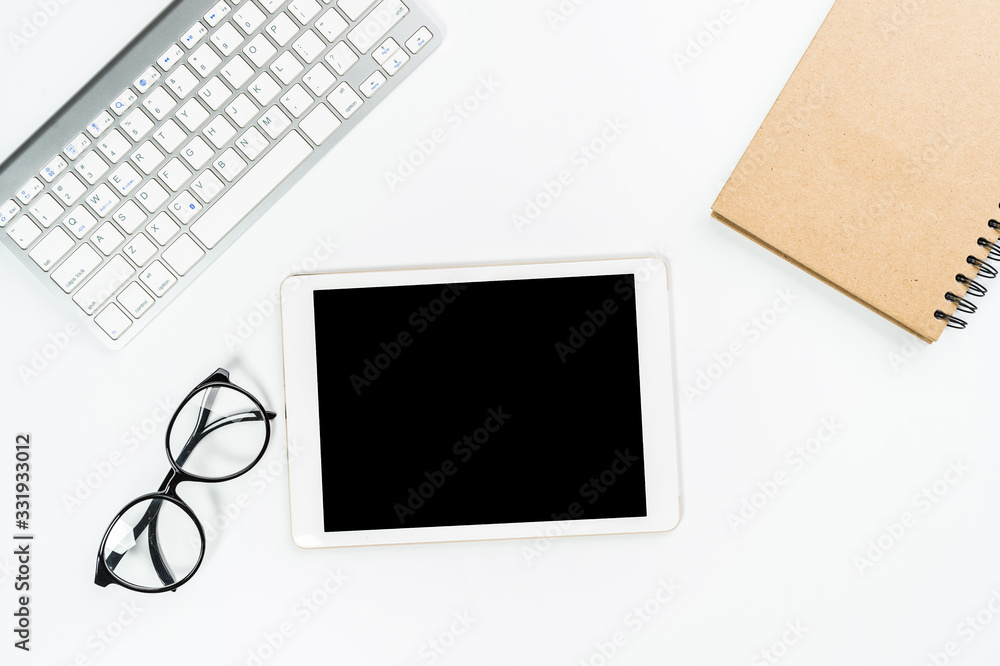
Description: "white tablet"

(280, 258), (680, 548)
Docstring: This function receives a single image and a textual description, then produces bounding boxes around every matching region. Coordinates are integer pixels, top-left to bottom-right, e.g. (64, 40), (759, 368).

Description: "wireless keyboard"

(0, 0), (441, 348)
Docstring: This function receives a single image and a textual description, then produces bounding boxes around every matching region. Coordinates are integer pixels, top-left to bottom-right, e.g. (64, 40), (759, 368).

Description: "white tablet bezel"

(280, 258), (680, 548)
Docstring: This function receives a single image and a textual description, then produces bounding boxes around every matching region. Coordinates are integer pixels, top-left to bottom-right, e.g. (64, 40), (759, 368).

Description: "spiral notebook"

(712, 0), (1000, 343)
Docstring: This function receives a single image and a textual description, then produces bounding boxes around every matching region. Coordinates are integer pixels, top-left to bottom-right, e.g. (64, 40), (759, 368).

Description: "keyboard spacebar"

(191, 132), (313, 250)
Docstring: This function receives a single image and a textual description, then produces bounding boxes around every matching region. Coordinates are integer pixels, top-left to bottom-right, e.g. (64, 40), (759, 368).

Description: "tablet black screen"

(313, 274), (646, 532)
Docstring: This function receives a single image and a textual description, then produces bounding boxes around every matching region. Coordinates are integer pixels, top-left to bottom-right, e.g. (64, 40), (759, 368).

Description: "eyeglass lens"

(168, 385), (269, 479)
(102, 497), (202, 590)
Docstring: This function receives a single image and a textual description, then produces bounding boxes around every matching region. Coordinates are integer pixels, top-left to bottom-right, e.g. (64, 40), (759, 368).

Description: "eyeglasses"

(95, 369), (276, 593)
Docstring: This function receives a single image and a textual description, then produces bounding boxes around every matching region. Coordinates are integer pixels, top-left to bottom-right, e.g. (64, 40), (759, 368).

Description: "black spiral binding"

(934, 210), (1000, 329)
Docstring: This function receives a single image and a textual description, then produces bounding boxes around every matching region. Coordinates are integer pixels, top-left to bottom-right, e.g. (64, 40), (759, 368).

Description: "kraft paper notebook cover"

(712, 0), (1000, 343)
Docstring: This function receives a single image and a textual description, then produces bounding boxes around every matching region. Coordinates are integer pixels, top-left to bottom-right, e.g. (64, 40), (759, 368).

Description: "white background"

(1, 0), (998, 665)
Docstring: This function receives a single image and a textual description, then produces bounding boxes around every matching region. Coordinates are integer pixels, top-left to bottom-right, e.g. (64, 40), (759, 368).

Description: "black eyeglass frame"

(94, 369), (276, 593)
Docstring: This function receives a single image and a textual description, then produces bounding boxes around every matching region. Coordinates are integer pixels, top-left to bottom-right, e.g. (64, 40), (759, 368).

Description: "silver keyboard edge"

(0, 0), (444, 350)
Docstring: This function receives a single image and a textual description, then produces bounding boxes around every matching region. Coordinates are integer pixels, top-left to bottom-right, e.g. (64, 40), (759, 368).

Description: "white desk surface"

(3, 1), (999, 664)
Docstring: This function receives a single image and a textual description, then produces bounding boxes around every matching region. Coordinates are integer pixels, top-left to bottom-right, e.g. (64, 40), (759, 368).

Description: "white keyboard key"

(405, 26), (432, 53)
(53, 173), (87, 206)
(163, 234), (205, 275)
(51, 243), (101, 292)
(159, 158), (193, 192)
(259, 106), (291, 139)
(204, 1), (232, 27)
(192, 131), (312, 248)
(299, 104), (341, 144)
(191, 170), (225, 203)
(113, 200), (148, 233)
(204, 115), (238, 148)
(226, 93), (260, 128)
(221, 55), (254, 88)
(136, 180), (169, 213)
(124, 234), (157, 267)
(121, 108), (155, 142)
(270, 51), (304, 85)
(146, 212), (181, 245)
(214, 148), (248, 181)
(143, 87), (177, 121)
(249, 72), (281, 105)
(29, 194), (63, 227)
(303, 63), (336, 96)
(235, 127), (269, 160)
(325, 41), (358, 75)
(338, 0), (376, 21)
(316, 9), (348, 42)
(384, 48), (409, 75)
(75, 152), (109, 184)
(97, 130), (131, 164)
(158, 44), (185, 71)
(63, 134), (92, 161)
(28, 227), (74, 271)
(16, 177), (44, 205)
(153, 119), (187, 153)
(181, 137), (215, 170)
(177, 97), (211, 131)
(95, 304), (132, 340)
(374, 38), (399, 65)
(348, 0), (408, 54)
(243, 34), (277, 67)
(280, 84), (313, 118)
(181, 22), (209, 49)
(7, 217), (41, 249)
(289, 0), (322, 24)
(111, 89), (138, 116)
(215, 63), (254, 97)
(234, 2), (267, 34)
(134, 67), (161, 95)
(0, 200), (20, 227)
(199, 76), (233, 111)
(85, 184), (121, 218)
(260, 0), (283, 12)
(91, 221), (125, 255)
(109, 163), (142, 196)
(328, 82), (363, 118)
(189, 43), (223, 77)
(65, 206), (99, 239)
(76, 145), (112, 178)
(266, 13), (299, 47)
(361, 70), (387, 97)
(169, 191), (203, 223)
(131, 141), (165, 175)
(140, 260), (177, 296)
(40, 156), (68, 183)
(165, 65), (200, 99)
(293, 30), (325, 63)
(212, 23), (245, 56)
(87, 111), (116, 138)
(118, 283), (155, 319)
